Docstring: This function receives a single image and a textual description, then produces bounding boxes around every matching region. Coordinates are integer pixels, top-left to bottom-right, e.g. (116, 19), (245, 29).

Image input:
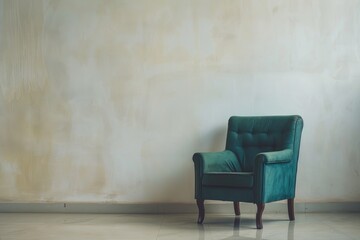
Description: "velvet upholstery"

(193, 115), (303, 205)
(202, 172), (254, 188)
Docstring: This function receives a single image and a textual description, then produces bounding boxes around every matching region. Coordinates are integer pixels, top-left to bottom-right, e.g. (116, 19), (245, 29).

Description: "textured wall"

(0, 0), (359, 203)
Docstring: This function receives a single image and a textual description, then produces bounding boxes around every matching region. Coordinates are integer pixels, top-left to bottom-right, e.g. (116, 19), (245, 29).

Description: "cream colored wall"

(0, 0), (359, 203)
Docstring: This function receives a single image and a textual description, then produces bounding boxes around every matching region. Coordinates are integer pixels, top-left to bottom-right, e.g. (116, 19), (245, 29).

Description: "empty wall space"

(0, 0), (359, 207)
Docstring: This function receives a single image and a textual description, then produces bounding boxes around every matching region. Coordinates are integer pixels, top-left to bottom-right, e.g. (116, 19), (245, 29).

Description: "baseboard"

(0, 202), (359, 214)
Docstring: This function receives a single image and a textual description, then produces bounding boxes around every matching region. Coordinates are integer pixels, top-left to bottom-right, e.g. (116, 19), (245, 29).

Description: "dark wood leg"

(287, 198), (295, 221)
(256, 203), (265, 229)
(196, 199), (205, 224)
(233, 202), (240, 216)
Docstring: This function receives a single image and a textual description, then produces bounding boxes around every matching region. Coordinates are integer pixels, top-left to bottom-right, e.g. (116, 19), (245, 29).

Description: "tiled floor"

(0, 213), (359, 240)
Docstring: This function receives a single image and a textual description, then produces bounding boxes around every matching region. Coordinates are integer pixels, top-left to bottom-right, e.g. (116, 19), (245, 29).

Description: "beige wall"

(0, 0), (359, 203)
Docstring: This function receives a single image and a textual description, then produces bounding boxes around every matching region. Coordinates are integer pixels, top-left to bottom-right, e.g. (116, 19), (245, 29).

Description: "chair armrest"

(254, 149), (294, 203)
(255, 149), (293, 164)
(193, 150), (239, 199)
(193, 150), (239, 174)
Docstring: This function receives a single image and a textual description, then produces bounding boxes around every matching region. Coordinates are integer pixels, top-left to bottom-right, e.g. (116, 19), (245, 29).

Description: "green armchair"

(193, 115), (304, 229)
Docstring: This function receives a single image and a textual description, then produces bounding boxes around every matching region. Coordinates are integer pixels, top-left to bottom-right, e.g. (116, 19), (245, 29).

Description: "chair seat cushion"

(202, 172), (254, 188)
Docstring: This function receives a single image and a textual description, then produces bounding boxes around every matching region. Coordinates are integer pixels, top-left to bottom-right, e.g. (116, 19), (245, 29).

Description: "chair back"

(225, 116), (304, 172)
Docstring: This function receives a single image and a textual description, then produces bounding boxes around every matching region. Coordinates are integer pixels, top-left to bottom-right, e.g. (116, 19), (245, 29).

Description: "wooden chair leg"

(256, 203), (265, 229)
(197, 199), (205, 224)
(287, 198), (295, 221)
(233, 202), (240, 216)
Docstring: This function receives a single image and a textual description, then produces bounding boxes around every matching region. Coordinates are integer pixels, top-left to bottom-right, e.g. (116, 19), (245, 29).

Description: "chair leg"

(287, 198), (295, 221)
(256, 203), (265, 229)
(233, 202), (240, 216)
(196, 199), (205, 224)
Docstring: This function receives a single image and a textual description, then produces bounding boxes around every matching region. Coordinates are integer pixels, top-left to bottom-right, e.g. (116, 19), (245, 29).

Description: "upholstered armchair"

(193, 115), (303, 229)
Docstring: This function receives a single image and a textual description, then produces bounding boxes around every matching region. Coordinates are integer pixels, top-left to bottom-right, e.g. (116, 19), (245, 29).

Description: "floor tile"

(0, 213), (359, 240)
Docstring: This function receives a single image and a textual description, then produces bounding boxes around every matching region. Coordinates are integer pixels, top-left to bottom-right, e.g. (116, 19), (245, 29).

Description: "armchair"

(193, 115), (303, 229)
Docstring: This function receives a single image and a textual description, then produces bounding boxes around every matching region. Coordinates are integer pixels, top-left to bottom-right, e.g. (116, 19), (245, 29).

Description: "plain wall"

(0, 0), (359, 203)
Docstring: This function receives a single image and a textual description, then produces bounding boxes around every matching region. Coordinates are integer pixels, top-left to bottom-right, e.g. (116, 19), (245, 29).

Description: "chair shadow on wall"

(198, 217), (295, 240)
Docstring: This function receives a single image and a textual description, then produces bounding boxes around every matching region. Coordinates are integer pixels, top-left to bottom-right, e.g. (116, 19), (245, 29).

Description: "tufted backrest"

(225, 116), (303, 172)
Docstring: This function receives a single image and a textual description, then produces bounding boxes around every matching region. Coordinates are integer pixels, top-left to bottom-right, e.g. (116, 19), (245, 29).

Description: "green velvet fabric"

(202, 172), (253, 188)
(193, 150), (240, 199)
(193, 115), (303, 204)
(202, 187), (254, 202)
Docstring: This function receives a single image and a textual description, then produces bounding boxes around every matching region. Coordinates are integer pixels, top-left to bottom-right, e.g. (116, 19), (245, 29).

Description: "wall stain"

(1, 88), (53, 197)
(0, 0), (48, 102)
